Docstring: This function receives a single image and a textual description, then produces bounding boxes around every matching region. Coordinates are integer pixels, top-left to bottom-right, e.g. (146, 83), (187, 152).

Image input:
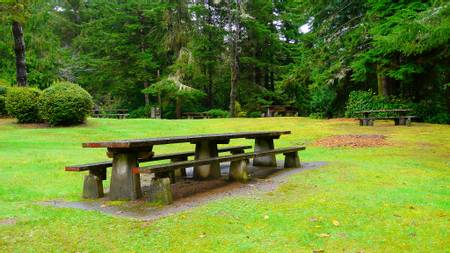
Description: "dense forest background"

(0, 0), (449, 122)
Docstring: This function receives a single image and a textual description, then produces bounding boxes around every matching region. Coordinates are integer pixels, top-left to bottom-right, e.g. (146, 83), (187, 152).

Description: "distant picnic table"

(66, 131), (305, 203)
(92, 109), (129, 119)
(356, 109), (415, 126)
(263, 105), (298, 117)
(183, 112), (210, 119)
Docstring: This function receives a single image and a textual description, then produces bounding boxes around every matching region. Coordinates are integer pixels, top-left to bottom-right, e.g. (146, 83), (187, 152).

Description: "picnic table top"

(183, 112), (208, 114)
(263, 105), (296, 109)
(356, 109), (412, 114)
(82, 130), (291, 149)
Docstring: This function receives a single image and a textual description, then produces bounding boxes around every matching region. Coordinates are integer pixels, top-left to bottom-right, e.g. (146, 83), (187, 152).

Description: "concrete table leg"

(229, 159), (249, 183)
(406, 117), (411, 126)
(193, 141), (220, 179)
(362, 118), (368, 126)
(109, 152), (142, 200)
(172, 156), (188, 178)
(253, 137), (277, 167)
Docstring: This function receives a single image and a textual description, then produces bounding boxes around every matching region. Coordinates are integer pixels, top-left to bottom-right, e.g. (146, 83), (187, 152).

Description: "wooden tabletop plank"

(82, 131), (291, 149)
(356, 109), (412, 114)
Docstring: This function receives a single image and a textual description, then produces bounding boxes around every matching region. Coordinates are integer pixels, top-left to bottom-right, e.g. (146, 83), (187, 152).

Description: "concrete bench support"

(148, 178), (173, 205)
(82, 174), (104, 199)
(172, 156), (188, 178)
(284, 151), (301, 168)
(109, 151), (142, 200)
(229, 159), (249, 183)
(253, 138), (277, 166)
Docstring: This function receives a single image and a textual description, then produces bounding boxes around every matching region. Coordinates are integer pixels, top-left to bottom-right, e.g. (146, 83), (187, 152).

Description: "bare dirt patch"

(0, 218), (16, 226)
(314, 134), (389, 148)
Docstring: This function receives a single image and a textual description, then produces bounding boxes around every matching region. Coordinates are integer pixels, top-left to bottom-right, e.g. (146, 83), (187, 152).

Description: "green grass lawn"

(0, 117), (449, 252)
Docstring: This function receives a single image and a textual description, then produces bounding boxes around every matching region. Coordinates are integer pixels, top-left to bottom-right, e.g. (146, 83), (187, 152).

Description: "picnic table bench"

(92, 109), (129, 119)
(183, 112), (210, 119)
(356, 109), (416, 126)
(66, 145), (251, 198)
(66, 131), (305, 202)
(263, 105), (298, 117)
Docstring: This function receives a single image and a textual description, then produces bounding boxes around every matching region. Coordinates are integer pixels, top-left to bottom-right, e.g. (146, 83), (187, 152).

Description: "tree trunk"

(139, 12), (150, 106)
(229, 53), (239, 117)
(207, 67), (213, 108)
(377, 64), (388, 96)
(143, 81), (150, 106)
(12, 21), (27, 86)
(228, 0), (241, 117)
(270, 70), (274, 91)
(264, 68), (269, 89)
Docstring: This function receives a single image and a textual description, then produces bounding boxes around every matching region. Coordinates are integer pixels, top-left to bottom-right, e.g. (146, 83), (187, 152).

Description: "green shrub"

(344, 90), (450, 124)
(0, 86), (7, 96)
(129, 105), (152, 118)
(207, 109), (229, 118)
(39, 81), (93, 126)
(344, 90), (414, 118)
(0, 83), (9, 116)
(6, 87), (42, 123)
(0, 96), (6, 116)
(247, 111), (262, 118)
(412, 99), (449, 124)
(309, 112), (326, 119)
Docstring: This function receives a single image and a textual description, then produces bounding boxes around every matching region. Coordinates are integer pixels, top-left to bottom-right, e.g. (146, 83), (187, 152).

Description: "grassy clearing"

(0, 117), (449, 252)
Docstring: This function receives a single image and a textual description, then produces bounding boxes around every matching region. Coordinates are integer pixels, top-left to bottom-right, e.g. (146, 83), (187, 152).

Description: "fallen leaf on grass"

(332, 220), (340, 226)
(309, 217), (318, 222)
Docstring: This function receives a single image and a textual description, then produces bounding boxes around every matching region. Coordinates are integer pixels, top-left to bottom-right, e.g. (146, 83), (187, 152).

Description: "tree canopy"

(0, 0), (448, 122)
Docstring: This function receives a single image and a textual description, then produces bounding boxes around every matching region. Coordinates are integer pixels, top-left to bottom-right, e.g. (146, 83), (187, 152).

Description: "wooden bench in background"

(183, 112), (210, 119)
(92, 109), (129, 119)
(65, 145), (252, 198)
(356, 109), (416, 126)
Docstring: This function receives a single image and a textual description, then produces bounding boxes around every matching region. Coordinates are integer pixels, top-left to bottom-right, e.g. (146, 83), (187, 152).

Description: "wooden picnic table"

(82, 131), (291, 200)
(263, 105), (298, 117)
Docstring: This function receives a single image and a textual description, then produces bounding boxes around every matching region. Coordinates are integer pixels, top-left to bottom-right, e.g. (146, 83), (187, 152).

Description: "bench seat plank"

(133, 146), (306, 174)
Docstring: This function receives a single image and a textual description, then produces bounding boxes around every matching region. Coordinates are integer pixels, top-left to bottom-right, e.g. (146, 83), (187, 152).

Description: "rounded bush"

(0, 96), (6, 116)
(0, 84), (9, 116)
(247, 111), (262, 118)
(0, 86), (7, 96)
(39, 82), (93, 126)
(5, 87), (42, 123)
(206, 109), (229, 118)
